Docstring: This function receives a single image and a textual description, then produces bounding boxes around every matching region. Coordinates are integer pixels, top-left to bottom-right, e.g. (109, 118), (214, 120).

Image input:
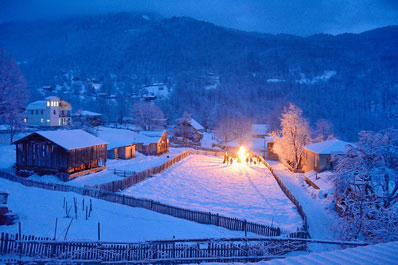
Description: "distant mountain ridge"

(0, 12), (397, 139)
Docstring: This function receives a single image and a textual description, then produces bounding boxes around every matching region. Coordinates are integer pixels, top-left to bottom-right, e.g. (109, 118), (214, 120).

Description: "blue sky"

(1, 0), (398, 36)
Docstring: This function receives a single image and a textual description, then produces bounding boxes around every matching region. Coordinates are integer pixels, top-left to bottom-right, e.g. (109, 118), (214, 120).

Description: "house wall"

(302, 149), (332, 172)
(26, 97), (71, 127)
(107, 145), (135, 159)
(68, 145), (107, 173)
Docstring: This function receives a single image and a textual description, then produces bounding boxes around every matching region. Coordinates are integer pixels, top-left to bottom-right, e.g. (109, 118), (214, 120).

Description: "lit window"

(51, 101), (54, 106)
(47, 101), (50, 107)
(24, 118), (27, 123)
(47, 119), (50, 123)
(40, 118), (44, 123)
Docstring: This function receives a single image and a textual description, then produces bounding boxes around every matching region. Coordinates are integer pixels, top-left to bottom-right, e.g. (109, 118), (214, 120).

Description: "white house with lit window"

(25, 96), (72, 127)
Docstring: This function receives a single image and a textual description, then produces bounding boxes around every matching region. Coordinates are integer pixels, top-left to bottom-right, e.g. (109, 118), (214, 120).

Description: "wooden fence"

(0, 149), (309, 239)
(250, 153), (310, 234)
(0, 232), (310, 264)
(92, 150), (192, 192)
(0, 171), (283, 237)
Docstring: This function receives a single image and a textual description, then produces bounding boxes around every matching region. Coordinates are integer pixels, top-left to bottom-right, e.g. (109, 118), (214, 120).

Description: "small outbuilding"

(96, 127), (136, 160)
(135, 131), (169, 156)
(301, 139), (352, 172)
(13, 130), (107, 181)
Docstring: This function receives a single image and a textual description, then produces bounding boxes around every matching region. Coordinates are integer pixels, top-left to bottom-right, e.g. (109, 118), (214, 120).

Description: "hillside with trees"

(0, 13), (397, 140)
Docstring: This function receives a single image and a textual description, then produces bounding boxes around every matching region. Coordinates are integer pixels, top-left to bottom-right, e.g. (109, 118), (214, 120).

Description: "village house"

(301, 139), (352, 172)
(172, 117), (205, 145)
(25, 96), (72, 127)
(135, 131), (169, 156)
(72, 110), (103, 126)
(13, 130), (107, 181)
(139, 83), (170, 101)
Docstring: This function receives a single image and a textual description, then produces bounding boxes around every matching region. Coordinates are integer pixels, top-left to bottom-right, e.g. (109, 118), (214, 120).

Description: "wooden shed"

(107, 144), (135, 160)
(13, 130), (107, 181)
(302, 139), (351, 172)
(135, 131), (169, 156)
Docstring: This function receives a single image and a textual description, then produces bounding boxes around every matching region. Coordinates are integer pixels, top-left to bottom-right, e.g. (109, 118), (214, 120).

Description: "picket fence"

(0, 171), (282, 237)
(0, 232), (310, 264)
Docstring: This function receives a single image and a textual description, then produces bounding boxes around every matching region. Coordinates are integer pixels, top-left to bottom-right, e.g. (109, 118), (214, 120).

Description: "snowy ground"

(28, 148), (188, 186)
(266, 160), (340, 251)
(0, 178), (253, 241)
(122, 155), (303, 233)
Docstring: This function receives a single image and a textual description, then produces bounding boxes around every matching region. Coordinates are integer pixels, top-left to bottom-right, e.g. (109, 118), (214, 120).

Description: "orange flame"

(238, 146), (247, 163)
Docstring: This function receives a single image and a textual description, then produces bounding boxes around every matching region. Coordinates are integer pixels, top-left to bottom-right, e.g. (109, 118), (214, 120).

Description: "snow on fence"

(250, 153), (309, 234)
(0, 232), (368, 264)
(0, 232), (309, 263)
(0, 171), (283, 237)
(91, 150), (192, 192)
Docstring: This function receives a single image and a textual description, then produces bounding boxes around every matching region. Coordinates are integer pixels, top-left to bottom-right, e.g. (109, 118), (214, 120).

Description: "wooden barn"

(13, 130), (107, 181)
(135, 131), (169, 156)
(301, 139), (352, 172)
(172, 117), (204, 145)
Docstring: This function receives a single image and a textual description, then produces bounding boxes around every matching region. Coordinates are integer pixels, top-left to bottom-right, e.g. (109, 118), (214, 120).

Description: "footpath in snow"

(122, 155), (302, 233)
(0, 178), (252, 241)
(266, 160), (340, 251)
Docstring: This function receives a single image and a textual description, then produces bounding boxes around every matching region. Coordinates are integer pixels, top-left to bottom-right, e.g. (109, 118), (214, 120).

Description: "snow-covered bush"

(333, 128), (398, 242)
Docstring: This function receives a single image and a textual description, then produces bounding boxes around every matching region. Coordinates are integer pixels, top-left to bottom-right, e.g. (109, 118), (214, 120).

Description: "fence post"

(243, 220), (247, 237)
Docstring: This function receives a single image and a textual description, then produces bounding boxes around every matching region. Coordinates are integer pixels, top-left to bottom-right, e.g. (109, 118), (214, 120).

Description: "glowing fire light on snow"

(237, 146), (247, 163)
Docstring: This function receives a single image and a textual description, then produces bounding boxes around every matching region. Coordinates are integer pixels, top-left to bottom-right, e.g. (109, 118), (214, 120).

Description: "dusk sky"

(1, 0), (398, 36)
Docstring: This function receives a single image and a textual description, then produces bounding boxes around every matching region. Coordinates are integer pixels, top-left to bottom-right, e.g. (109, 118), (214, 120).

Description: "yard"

(0, 178), (253, 241)
(122, 155), (303, 233)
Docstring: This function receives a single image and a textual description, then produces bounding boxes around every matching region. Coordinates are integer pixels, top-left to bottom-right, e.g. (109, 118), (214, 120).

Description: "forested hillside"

(1, 12), (397, 140)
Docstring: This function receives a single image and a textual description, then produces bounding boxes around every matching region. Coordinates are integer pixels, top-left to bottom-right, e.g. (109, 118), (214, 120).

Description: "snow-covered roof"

(45, 96), (60, 100)
(262, 241), (398, 265)
(252, 124), (269, 135)
(134, 130), (167, 145)
(303, 139), (352, 155)
(26, 100), (46, 110)
(96, 127), (136, 150)
(75, 110), (102, 117)
(188, 118), (204, 131)
(15, 130), (107, 150)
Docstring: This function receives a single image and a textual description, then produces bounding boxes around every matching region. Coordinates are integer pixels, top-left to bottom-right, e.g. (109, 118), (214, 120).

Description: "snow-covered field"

(27, 148), (188, 186)
(122, 155), (303, 232)
(0, 178), (253, 241)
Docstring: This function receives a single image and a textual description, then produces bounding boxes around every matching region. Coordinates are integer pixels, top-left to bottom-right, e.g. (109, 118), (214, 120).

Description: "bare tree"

(0, 49), (28, 143)
(131, 101), (164, 131)
(314, 118), (334, 141)
(215, 113), (252, 146)
(272, 103), (311, 169)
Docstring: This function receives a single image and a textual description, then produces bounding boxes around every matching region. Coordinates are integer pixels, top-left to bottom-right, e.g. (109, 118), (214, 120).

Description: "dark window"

(31, 110), (33, 115)
(53, 110), (56, 115)
(41, 110), (43, 115)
